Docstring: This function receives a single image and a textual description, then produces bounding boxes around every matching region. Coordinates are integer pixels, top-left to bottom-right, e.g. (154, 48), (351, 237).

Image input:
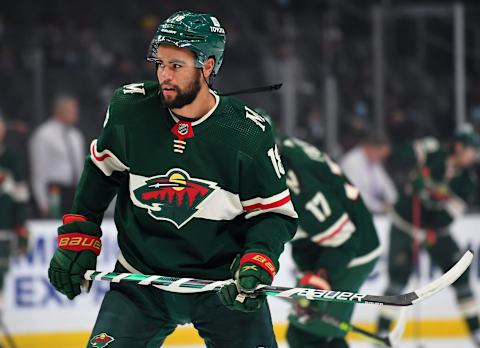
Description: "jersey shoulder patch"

(107, 80), (162, 127)
(213, 97), (274, 155)
(112, 80), (159, 102)
(122, 82), (146, 95)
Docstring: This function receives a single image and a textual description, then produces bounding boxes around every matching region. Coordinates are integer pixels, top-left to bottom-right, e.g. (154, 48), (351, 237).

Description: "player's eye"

(173, 63), (183, 69)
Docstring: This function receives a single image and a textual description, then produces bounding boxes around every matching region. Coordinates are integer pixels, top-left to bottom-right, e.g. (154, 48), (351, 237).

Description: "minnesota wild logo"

(90, 333), (114, 347)
(131, 168), (218, 228)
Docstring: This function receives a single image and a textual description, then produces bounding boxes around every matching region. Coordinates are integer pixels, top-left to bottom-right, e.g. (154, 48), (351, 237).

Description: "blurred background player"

(47, 10), (297, 348)
(340, 132), (397, 214)
(29, 95), (85, 218)
(0, 115), (29, 309)
(256, 108), (381, 348)
(377, 123), (480, 347)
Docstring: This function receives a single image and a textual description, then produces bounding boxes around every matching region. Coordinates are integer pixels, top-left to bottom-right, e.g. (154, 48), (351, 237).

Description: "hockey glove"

(48, 214), (102, 300)
(218, 252), (276, 312)
(14, 225), (29, 256)
(294, 269), (330, 315)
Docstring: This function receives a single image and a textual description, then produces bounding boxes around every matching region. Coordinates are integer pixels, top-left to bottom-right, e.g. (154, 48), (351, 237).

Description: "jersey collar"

(168, 90), (219, 127)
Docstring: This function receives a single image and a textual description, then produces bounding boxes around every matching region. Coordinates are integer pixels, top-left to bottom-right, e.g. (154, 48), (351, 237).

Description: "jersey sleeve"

(291, 179), (361, 278)
(238, 127), (298, 269)
(417, 150), (474, 220)
(72, 89), (130, 224)
(281, 139), (364, 277)
(10, 154), (29, 227)
(438, 169), (477, 219)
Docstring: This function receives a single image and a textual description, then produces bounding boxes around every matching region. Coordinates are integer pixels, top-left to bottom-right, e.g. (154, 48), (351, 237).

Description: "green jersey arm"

(290, 181), (360, 277)
(291, 233), (357, 279)
(423, 150), (476, 219)
(239, 127), (298, 270)
(281, 137), (379, 278)
(72, 88), (130, 225)
(0, 149), (30, 229)
(10, 152), (29, 227)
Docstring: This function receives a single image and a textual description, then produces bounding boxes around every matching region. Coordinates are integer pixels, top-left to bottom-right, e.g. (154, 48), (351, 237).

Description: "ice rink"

(166, 338), (476, 348)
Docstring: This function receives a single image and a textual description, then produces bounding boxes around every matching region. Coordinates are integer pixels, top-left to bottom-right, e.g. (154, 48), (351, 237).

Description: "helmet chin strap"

(200, 66), (215, 88)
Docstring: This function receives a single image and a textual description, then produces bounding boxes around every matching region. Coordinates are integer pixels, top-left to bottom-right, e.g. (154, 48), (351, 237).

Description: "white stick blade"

(413, 251), (473, 302)
(388, 307), (409, 347)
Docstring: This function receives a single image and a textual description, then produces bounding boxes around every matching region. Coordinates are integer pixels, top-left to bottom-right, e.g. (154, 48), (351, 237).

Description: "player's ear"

(203, 57), (215, 80)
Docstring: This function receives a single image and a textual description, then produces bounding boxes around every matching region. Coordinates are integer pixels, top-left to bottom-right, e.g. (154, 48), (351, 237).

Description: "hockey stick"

(411, 195), (424, 348)
(84, 250), (472, 306)
(302, 308), (407, 347)
(285, 298), (408, 347)
(0, 317), (18, 348)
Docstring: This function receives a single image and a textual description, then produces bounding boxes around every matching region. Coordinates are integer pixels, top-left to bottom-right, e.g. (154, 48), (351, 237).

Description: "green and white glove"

(48, 214), (102, 300)
(218, 252), (276, 312)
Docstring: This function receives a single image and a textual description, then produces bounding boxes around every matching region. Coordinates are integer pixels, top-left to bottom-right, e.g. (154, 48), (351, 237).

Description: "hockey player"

(0, 116), (29, 304)
(377, 124), (480, 346)
(267, 116), (381, 348)
(47, 11), (297, 348)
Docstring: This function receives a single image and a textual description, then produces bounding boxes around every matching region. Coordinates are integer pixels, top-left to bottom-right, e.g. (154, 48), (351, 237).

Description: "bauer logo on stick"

(132, 168), (218, 228)
(90, 333), (114, 347)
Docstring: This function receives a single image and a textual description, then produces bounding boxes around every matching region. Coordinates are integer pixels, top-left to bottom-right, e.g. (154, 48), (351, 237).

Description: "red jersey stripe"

(243, 195), (291, 211)
(314, 215), (351, 245)
(91, 142), (111, 161)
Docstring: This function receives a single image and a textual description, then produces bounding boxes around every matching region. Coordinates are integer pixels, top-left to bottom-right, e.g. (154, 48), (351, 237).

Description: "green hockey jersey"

(279, 137), (380, 279)
(0, 145), (29, 229)
(72, 81), (298, 280)
(391, 137), (477, 230)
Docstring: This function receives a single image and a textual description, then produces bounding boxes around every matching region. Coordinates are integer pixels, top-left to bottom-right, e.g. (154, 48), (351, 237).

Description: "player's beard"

(161, 70), (202, 109)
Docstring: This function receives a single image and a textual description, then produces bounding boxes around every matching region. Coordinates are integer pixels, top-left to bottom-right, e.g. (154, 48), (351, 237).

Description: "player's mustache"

(161, 83), (179, 92)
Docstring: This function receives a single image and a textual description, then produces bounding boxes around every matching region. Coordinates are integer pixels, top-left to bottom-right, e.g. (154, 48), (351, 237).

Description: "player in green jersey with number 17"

(281, 135), (381, 348)
(47, 11), (297, 348)
(255, 108), (381, 348)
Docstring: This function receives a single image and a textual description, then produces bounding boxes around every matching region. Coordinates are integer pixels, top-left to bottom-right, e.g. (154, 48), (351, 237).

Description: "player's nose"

(158, 66), (174, 82)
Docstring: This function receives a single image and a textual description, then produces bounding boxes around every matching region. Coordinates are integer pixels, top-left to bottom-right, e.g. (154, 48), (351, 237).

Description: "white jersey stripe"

(242, 189), (297, 219)
(90, 139), (130, 177)
(347, 245), (383, 268)
(311, 213), (356, 247)
(244, 200), (298, 219)
(241, 189), (291, 207)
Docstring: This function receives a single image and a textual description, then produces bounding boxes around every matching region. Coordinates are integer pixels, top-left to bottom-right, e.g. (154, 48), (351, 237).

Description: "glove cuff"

(58, 233), (102, 256)
(63, 214), (87, 224)
(299, 269), (330, 290)
(240, 252), (276, 280)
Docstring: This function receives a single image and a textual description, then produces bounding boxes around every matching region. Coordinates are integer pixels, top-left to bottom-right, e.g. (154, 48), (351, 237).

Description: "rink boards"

(3, 215), (480, 345)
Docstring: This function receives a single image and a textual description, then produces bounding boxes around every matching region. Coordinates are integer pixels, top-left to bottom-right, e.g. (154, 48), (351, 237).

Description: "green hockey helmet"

(146, 10), (226, 80)
(452, 123), (480, 150)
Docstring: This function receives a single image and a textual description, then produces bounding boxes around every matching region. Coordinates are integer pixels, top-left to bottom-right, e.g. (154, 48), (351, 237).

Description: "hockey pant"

(87, 262), (277, 348)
